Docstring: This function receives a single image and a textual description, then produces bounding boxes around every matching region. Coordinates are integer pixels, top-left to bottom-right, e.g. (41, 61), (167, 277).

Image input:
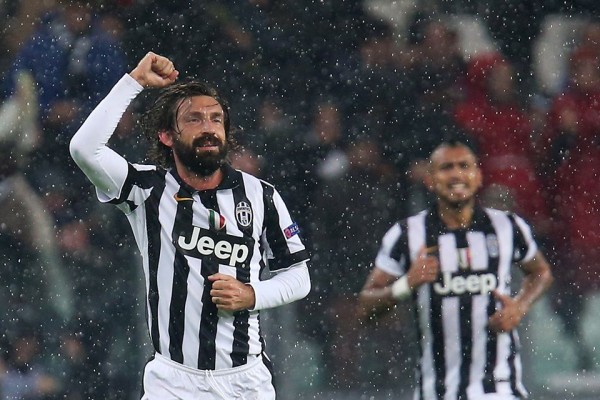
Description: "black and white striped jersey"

(69, 74), (311, 372)
(376, 206), (537, 400)
(108, 162), (309, 370)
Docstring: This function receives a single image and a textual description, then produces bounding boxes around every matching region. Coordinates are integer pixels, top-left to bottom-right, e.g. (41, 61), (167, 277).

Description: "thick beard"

(173, 136), (229, 177)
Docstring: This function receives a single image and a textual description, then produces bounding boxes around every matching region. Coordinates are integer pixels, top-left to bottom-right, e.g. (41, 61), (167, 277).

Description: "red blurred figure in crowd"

(540, 46), (600, 371)
(453, 52), (551, 235)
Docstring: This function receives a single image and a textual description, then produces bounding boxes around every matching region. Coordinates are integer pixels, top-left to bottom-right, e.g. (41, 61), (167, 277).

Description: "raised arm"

(69, 52), (178, 199)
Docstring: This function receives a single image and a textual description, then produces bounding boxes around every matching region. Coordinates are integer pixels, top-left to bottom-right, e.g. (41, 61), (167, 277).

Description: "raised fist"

(130, 51), (179, 88)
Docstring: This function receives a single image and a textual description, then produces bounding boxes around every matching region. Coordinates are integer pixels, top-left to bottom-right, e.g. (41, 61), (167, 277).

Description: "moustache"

(193, 134), (223, 147)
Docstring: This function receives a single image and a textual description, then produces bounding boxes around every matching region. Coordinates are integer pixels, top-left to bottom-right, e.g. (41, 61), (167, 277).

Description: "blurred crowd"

(0, 0), (599, 398)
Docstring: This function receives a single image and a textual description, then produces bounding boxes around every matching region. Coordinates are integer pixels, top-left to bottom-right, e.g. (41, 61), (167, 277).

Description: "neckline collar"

(428, 203), (486, 232)
(169, 163), (241, 192)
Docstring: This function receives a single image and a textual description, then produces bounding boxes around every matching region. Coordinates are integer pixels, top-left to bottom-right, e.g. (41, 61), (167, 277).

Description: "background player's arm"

(358, 268), (398, 320)
(358, 246), (439, 321)
(489, 250), (554, 332)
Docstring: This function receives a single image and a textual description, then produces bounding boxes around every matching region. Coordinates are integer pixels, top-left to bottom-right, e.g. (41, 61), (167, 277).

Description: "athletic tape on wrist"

(391, 275), (412, 300)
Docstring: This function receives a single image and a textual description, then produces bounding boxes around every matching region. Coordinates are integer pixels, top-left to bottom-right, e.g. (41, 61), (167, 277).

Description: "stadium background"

(0, 0), (599, 399)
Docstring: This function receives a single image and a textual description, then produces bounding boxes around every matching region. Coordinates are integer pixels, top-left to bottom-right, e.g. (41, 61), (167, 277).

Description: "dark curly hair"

(140, 80), (237, 168)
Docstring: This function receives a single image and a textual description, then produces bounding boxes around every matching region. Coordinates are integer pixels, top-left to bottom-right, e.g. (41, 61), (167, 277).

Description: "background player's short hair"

(432, 135), (479, 159)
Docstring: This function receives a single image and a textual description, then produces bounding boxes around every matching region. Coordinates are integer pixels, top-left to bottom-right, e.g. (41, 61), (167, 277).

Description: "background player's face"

(168, 96), (228, 176)
(426, 145), (482, 208)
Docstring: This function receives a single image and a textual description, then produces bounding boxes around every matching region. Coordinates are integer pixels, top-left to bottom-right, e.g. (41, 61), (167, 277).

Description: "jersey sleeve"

(510, 213), (538, 263)
(374, 222), (409, 277)
(261, 183), (309, 272)
(104, 163), (163, 215)
(250, 263), (311, 310)
(69, 74), (143, 204)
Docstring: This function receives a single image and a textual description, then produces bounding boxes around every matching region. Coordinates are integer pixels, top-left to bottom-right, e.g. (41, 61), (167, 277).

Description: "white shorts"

(477, 395), (521, 400)
(141, 353), (276, 400)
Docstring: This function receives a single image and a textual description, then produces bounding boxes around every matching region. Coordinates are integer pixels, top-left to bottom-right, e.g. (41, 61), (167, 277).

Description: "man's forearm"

(249, 263), (310, 310)
(515, 267), (554, 314)
(515, 252), (554, 314)
(69, 74), (142, 196)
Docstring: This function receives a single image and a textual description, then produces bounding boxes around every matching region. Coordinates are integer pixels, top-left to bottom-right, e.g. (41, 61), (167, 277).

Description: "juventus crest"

(235, 201), (253, 227)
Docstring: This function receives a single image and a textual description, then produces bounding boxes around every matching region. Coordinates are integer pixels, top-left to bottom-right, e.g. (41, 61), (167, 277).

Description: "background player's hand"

(488, 290), (527, 332)
(130, 51), (178, 88)
(407, 246), (439, 289)
(208, 273), (256, 312)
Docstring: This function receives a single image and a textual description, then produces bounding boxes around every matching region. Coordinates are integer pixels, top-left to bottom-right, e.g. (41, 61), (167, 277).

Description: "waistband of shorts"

(154, 352), (261, 377)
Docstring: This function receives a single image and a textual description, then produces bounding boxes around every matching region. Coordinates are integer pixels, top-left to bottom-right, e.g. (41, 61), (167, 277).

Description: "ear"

(158, 130), (173, 147)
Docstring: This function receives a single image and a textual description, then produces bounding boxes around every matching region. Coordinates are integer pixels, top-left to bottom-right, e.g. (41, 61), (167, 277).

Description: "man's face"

(166, 96), (228, 176)
(426, 145), (482, 208)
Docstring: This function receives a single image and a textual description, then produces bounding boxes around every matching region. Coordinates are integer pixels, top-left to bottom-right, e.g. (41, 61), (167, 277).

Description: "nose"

(199, 120), (217, 136)
(199, 119), (218, 133)
(448, 166), (468, 181)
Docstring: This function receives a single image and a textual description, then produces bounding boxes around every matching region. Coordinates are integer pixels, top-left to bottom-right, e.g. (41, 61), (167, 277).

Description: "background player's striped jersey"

(376, 206), (537, 400)
(109, 162), (309, 370)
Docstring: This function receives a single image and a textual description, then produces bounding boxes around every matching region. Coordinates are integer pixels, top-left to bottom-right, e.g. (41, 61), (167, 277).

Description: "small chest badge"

(486, 234), (499, 258)
(208, 209), (226, 231)
(235, 201), (253, 227)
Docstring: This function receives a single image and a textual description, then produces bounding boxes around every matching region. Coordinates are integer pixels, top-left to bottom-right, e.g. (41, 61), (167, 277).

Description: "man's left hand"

(488, 290), (527, 333)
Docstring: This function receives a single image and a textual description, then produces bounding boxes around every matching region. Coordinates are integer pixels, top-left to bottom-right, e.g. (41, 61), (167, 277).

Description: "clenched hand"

(130, 51), (179, 88)
(208, 273), (256, 312)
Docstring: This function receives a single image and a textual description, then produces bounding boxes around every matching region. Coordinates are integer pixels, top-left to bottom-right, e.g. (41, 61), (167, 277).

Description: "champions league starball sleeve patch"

(284, 222), (300, 238)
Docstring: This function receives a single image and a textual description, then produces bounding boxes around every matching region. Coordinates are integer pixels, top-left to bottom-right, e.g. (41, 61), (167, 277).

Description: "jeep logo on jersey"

(235, 201), (252, 227)
(177, 226), (251, 267)
(433, 272), (497, 296)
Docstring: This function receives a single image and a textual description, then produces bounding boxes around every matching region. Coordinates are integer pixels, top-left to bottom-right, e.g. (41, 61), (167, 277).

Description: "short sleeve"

(375, 222), (408, 277)
(261, 183), (309, 271)
(510, 213), (538, 263)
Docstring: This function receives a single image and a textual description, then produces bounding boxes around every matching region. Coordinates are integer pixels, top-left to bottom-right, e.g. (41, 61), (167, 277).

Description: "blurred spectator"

(2, 0), (127, 200)
(539, 45), (600, 371)
(343, 17), (413, 146)
(0, 1), (56, 74)
(480, 0), (548, 86)
(55, 316), (122, 400)
(304, 0), (372, 97)
(57, 330), (88, 400)
(306, 135), (401, 389)
(297, 100), (350, 218)
(0, 327), (60, 400)
(577, 19), (600, 58)
(0, 71), (73, 328)
(229, 147), (263, 176)
(55, 206), (144, 398)
(242, 96), (306, 232)
(453, 52), (551, 236)
(123, 1), (231, 83)
(2, 3), (146, 396)
(245, 96), (301, 171)
(386, 17), (471, 217)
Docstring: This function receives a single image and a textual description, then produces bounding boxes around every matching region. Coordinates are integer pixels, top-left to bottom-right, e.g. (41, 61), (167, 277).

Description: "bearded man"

(70, 52), (311, 400)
